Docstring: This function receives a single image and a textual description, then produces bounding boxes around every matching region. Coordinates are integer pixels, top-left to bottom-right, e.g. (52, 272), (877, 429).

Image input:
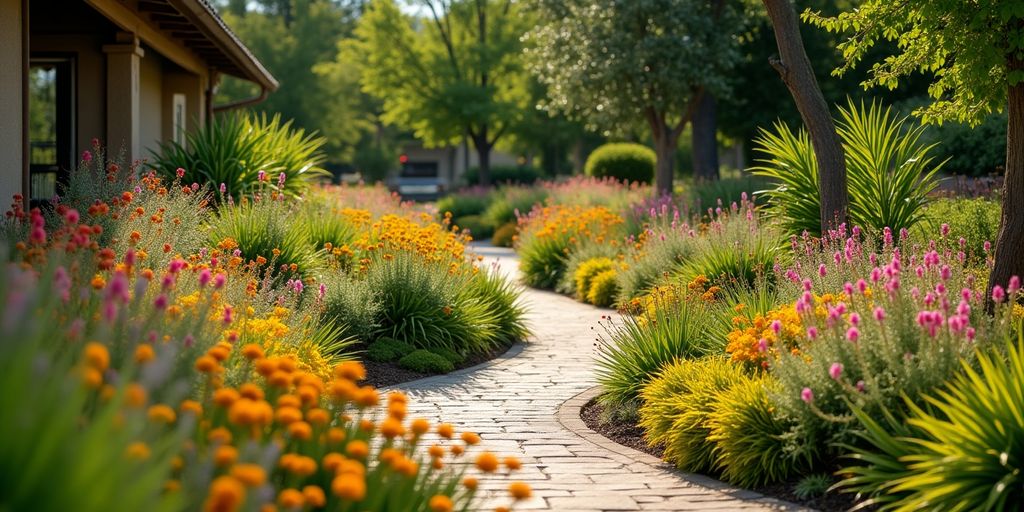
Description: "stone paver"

(392, 245), (810, 511)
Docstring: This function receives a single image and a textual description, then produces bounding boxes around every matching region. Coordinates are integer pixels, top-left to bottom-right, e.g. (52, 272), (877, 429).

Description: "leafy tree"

(350, 0), (531, 186)
(216, 0), (363, 162)
(526, 0), (746, 195)
(807, 1), (1024, 302)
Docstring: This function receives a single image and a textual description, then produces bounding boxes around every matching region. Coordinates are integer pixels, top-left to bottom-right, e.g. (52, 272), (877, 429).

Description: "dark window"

(29, 58), (74, 203)
(400, 161), (439, 178)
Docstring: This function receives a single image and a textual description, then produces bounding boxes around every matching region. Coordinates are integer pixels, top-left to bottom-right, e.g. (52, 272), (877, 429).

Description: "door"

(28, 57), (74, 204)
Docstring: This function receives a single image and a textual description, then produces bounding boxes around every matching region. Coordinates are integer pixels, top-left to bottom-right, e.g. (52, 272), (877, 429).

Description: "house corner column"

(103, 32), (144, 162)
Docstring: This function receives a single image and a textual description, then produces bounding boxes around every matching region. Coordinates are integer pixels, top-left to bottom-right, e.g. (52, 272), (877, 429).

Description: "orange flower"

(331, 473), (365, 501)
(83, 342), (109, 371)
(475, 452), (499, 473)
(428, 495), (453, 512)
(230, 464), (267, 487)
(345, 440), (369, 459)
(277, 489), (303, 508)
(203, 476), (246, 512)
(509, 481), (532, 500)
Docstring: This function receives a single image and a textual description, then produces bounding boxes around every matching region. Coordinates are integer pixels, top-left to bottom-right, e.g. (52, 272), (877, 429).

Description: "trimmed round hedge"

(584, 143), (656, 184)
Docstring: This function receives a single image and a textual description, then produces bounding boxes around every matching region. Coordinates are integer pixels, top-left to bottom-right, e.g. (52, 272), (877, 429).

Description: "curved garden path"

(392, 244), (809, 511)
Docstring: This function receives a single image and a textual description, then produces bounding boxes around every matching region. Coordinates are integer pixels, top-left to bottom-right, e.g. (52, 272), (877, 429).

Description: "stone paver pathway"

(393, 245), (808, 511)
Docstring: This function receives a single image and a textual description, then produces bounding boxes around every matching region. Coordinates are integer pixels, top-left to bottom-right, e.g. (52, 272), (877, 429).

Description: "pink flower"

(940, 265), (951, 281)
(198, 268), (212, 287)
(1010, 276), (1021, 295)
(873, 306), (886, 322)
(64, 209), (79, 225)
(82, 150), (92, 162)
(770, 320), (782, 334)
(220, 183), (227, 194)
(870, 267), (882, 283)
(222, 305), (233, 325)
(829, 363), (843, 381)
(803, 278), (813, 292)
(856, 380), (866, 392)
(801, 388), (814, 403)
(966, 327), (976, 342)
(278, 172), (287, 186)
(857, 279), (867, 294)
(993, 285), (1006, 303)
(957, 299), (971, 316)
(940, 223), (950, 237)
(849, 312), (860, 326)
(818, 264), (827, 277)
(807, 327), (818, 339)
(258, 170), (267, 182)
(984, 241), (992, 253)
(900, 227), (910, 240)
(757, 338), (769, 353)
(318, 283), (327, 300)
(959, 237), (966, 249)
(213, 273), (226, 289)
(844, 282), (854, 296)
(154, 295), (168, 310)
(847, 326), (860, 343)
(175, 167), (185, 178)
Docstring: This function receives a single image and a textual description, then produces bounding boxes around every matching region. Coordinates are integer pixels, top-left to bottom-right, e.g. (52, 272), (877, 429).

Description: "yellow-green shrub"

(587, 269), (619, 307)
(638, 357), (747, 473)
(574, 257), (615, 301)
(491, 222), (518, 247)
(707, 374), (807, 487)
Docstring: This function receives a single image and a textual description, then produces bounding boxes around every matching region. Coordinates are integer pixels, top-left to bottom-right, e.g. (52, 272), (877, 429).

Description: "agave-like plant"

(151, 113), (328, 200)
(838, 334), (1024, 511)
(751, 100), (943, 236)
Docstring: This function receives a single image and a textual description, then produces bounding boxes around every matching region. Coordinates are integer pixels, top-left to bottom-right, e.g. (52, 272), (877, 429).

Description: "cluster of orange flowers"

(519, 205), (624, 249)
(326, 213), (471, 273)
(725, 293), (846, 369)
(81, 338), (532, 512)
(624, 275), (721, 317)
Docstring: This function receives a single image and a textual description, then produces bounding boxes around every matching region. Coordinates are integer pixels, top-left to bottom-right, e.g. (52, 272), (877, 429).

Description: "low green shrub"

(672, 211), (783, 289)
(912, 197), (1001, 263)
(793, 474), (833, 500)
(587, 269), (619, 307)
(617, 232), (696, 302)
(558, 244), (621, 295)
(596, 294), (722, 407)
(152, 112), (328, 200)
(517, 233), (570, 289)
(399, 349), (455, 374)
(638, 357), (747, 473)
(491, 222), (517, 247)
(365, 337), (415, 362)
(482, 187), (549, 227)
(463, 267), (529, 345)
(453, 215), (494, 240)
(465, 165), (544, 185)
(707, 373), (805, 487)
(573, 257), (617, 300)
(686, 175), (767, 211)
(428, 347), (466, 365)
(436, 190), (492, 219)
(585, 143), (656, 184)
(321, 273), (381, 343)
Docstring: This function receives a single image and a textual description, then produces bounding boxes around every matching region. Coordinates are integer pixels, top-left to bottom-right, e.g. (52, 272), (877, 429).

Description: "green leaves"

(752, 100), (941, 236)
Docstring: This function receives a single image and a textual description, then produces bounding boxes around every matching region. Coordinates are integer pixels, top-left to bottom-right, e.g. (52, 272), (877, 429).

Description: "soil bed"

(359, 339), (516, 388)
(580, 398), (862, 511)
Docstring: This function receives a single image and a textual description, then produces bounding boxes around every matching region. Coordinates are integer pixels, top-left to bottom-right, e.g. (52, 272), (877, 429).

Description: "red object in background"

(399, 154), (409, 164)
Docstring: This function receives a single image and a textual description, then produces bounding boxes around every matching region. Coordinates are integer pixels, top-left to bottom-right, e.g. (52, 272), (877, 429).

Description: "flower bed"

(0, 150), (531, 511)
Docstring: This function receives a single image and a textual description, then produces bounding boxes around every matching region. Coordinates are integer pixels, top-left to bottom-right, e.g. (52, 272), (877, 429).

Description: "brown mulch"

(359, 339), (516, 389)
(580, 398), (863, 512)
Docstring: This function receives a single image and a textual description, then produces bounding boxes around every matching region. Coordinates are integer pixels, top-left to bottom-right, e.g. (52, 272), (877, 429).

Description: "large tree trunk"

(691, 92), (720, 181)
(762, 0), (848, 232)
(653, 132), (677, 196)
(988, 62), (1024, 307)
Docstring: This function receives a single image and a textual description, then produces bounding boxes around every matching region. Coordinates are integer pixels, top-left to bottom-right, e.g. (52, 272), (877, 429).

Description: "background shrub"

(491, 222), (518, 247)
(436, 189), (492, 219)
(617, 233), (696, 302)
(572, 257), (617, 300)
(585, 143), (656, 184)
(207, 198), (320, 278)
(453, 215), (494, 240)
(152, 113), (328, 200)
(637, 357), (747, 473)
(321, 273), (382, 343)
(399, 349), (455, 374)
(912, 197), (1001, 263)
(482, 187), (549, 227)
(465, 165), (544, 185)
(461, 268), (529, 348)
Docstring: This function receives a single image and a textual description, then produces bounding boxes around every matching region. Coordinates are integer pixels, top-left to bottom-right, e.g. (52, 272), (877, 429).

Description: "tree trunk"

(987, 62), (1024, 307)
(691, 91), (720, 181)
(572, 138), (584, 175)
(762, 0), (848, 232)
(474, 135), (492, 187)
(653, 132), (677, 196)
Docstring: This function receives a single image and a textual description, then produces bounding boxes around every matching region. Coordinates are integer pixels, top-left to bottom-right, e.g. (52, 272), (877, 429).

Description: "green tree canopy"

(349, 0), (532, 185)
(525, 0), (747, 194)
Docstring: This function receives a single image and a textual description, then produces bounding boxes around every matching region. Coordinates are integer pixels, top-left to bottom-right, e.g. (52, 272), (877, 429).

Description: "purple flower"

(258, 170), (267, 182)
(220, 183), (227, 194)
(829, 363), (843, 381)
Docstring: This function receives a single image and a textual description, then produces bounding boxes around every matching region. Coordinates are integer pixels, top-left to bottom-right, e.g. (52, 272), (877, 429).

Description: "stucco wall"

(0, 0), (24, 204)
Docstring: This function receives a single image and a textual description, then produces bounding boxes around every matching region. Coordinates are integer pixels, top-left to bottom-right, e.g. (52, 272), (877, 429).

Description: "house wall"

(402, 142), (520, 185)
(139, 45), (163, 159)
(0, 0), (25, 204)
